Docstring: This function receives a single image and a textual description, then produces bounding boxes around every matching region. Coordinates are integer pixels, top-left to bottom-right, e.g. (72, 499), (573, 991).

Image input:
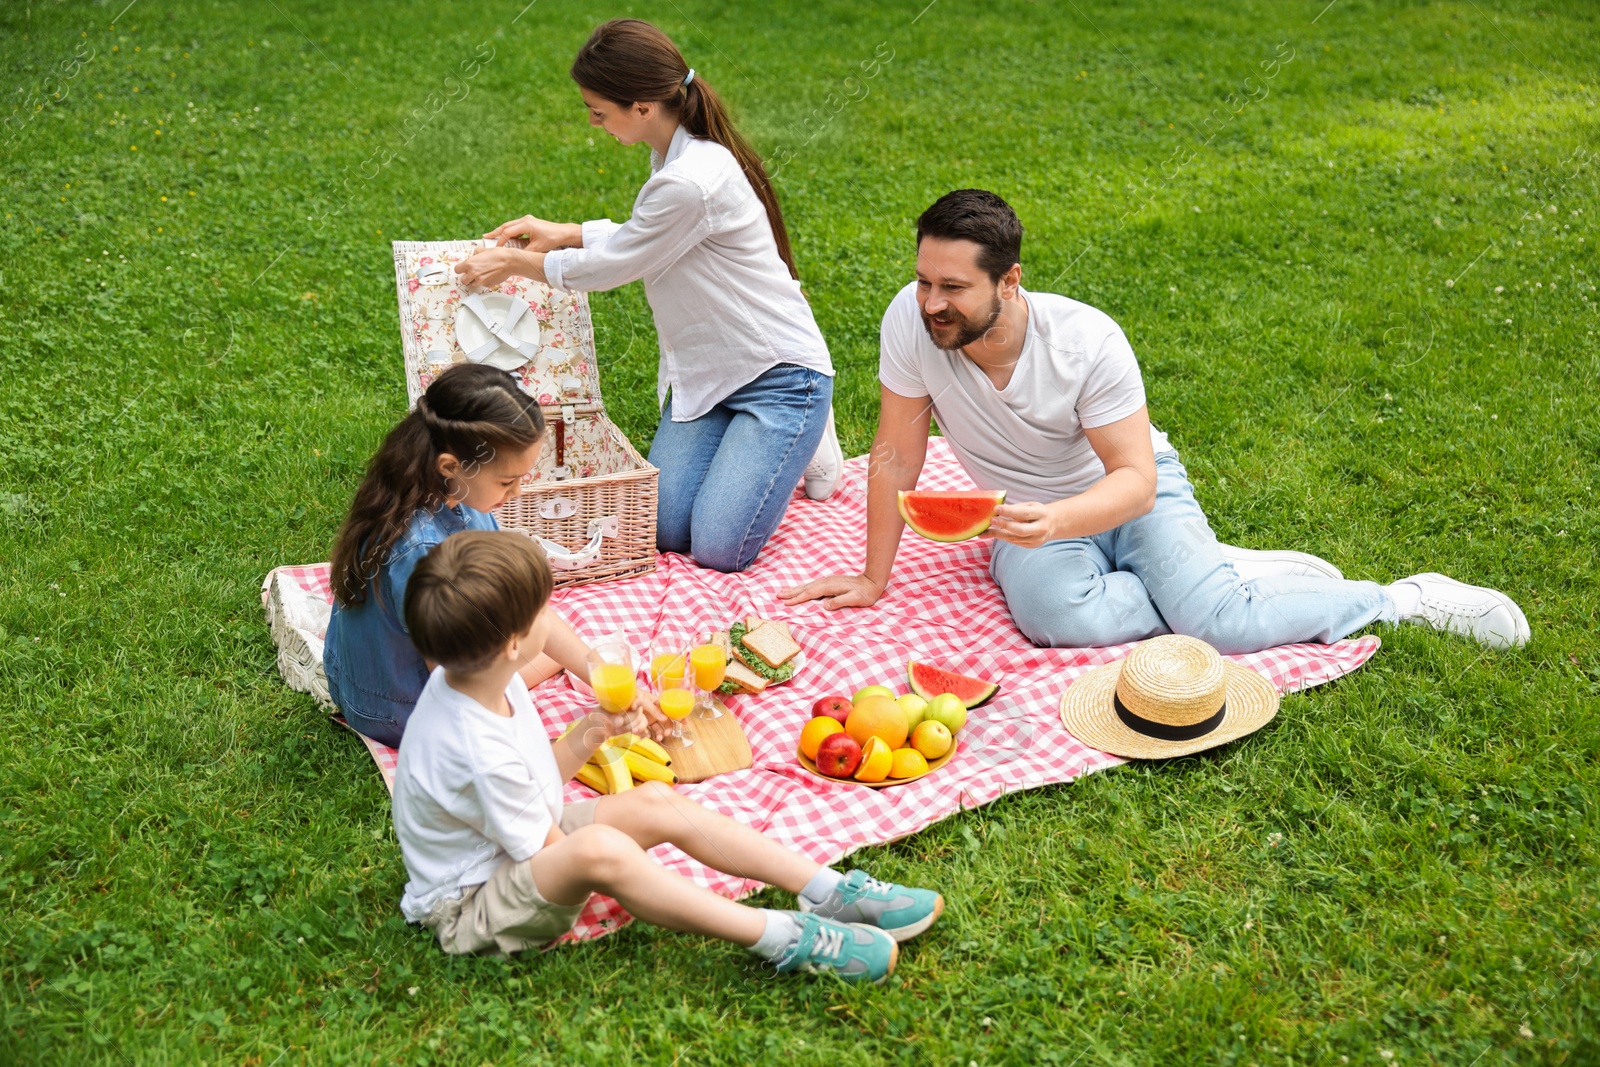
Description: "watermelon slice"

(897, 490), (1007, 543)
(906, 659), (999, 708)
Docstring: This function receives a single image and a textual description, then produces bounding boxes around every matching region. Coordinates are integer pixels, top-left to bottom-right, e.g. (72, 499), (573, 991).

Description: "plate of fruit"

(794, 660), (999, 788)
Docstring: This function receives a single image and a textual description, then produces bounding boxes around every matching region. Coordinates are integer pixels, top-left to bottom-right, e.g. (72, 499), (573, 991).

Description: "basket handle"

(530, 515), (618, 571)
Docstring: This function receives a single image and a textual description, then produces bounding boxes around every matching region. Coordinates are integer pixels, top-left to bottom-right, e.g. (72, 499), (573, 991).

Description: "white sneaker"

(1386, 572), (1530, 649)
(1218, 544), (1344, 581)
(802, 408), (844, 501)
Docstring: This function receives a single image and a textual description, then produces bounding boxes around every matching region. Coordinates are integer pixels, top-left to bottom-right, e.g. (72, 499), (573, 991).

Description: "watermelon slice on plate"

(897, 489), (1006, 543)
(906, 659), (999, 708)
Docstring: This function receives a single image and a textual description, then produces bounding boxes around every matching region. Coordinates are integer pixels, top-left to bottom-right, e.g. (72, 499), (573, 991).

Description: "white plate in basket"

(455, 292), (541, 372)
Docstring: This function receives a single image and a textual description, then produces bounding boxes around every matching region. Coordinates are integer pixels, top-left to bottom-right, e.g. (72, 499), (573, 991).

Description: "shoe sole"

(800, 893), (945, 943)
(1219, 545), (1344, 581)
(882, 893), (944, 942)
(880, 936), (900, 983)
(1411, 572), (1531, 648)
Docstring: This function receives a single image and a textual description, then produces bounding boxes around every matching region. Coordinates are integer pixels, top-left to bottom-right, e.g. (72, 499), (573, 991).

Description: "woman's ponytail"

(679, 76), (798, 280)
(571, 19), (799, 280)
(329, 364), (545, 607)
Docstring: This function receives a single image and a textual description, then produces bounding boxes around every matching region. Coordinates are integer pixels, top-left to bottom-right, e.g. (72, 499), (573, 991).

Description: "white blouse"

(544, 124), (833, 422)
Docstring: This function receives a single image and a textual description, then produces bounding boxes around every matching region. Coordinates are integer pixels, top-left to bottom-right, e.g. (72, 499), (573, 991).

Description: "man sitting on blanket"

(783, 189), (1528, 653)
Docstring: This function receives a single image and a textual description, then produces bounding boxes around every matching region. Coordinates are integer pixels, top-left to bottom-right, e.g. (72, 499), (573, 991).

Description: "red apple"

(811, 695), (853, 726)
(814, 732), (863, 778)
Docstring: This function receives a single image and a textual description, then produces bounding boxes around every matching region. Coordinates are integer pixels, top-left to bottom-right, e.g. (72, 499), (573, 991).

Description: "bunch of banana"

(568, 727), (677, 794)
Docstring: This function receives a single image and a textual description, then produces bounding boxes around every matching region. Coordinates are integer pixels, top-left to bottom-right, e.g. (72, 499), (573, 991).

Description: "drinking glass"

(647, 641), (688, 692)
(690, 641), (727, 719)
(655, 660), (697, 749)
(586, 641), (636, 719)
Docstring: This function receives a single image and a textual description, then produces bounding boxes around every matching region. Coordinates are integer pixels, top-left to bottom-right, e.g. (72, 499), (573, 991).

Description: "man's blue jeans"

(990, 451), (1396, 654)
(648, 363), (832, 573)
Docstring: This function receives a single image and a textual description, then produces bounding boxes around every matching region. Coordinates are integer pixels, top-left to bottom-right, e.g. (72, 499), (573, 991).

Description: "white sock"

(1384, 579), (1423, 619)
(799, 867), (844, 906)
(748, 910), (802, 961)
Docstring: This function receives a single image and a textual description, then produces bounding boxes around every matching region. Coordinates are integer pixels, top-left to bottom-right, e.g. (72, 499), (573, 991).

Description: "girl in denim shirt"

(324, 363), (657, 745)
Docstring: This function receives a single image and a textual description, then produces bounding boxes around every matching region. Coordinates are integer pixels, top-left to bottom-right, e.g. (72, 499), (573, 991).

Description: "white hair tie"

(681, 68), (696, 88)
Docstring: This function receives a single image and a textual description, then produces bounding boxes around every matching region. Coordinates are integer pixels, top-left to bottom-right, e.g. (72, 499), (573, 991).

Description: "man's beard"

(921, 292), (1003, 351)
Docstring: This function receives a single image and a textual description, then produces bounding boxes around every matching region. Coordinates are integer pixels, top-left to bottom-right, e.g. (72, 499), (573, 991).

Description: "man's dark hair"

(915, 189), (1023, 282)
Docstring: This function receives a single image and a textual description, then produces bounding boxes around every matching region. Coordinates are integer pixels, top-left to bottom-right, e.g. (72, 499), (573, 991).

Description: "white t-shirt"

(878, 282), (1172, 503)
(391, 668), (566, 923)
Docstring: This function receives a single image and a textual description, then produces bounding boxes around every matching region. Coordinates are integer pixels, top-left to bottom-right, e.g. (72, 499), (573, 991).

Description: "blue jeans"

(648, 363), (832, 573)
(990, 451), (1396, 654)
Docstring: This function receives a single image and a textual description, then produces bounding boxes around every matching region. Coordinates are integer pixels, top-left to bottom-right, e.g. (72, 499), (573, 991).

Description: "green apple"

(897, 693), (929, 732)
(853, 684), (896, 706)
(925, 692), (968, 733)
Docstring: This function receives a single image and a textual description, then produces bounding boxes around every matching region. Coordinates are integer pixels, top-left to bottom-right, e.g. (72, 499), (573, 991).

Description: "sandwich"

(735, 621), (800, 671)
(716, 618), (801, 694)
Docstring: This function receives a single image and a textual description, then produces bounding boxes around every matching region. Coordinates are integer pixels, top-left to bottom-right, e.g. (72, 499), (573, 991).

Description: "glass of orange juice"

(690, 641), (727, 720)
(654, 655), (696, 748)
(586, 641), (636, 718)
(648, 641), (687, 691)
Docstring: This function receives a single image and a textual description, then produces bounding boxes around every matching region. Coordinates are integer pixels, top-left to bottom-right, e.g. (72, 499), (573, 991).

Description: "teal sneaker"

(773, 912), (898, 984)
(798, 869), (945, 942)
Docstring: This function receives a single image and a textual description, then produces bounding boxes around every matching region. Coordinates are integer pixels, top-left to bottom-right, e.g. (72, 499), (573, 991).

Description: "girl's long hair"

(571, 18), (799, 280)
(329, 363), (546, 607)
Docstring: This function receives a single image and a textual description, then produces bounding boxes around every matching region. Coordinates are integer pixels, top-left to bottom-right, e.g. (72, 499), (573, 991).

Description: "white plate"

(455, 293), (540, 372)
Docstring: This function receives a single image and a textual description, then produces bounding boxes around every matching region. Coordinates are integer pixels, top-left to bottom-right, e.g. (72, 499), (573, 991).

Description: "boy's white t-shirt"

(391, 667), (565, 923)
(877, 282), (1172, 503)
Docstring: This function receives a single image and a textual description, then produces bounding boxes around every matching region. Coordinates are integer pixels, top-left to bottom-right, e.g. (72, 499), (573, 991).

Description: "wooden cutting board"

(665, 700), (753, 784)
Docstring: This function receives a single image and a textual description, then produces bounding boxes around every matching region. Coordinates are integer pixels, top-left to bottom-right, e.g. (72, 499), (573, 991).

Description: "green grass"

(2, 0), (1598, 1062)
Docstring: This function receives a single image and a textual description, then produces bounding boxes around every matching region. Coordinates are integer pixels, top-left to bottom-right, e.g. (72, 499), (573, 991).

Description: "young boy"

(392, 529), (944, 981)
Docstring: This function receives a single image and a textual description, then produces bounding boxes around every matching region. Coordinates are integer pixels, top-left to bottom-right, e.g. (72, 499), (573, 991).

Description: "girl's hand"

(987, 501), (1058, 549)
(454, 246), (530, 289)
(484, 215), (577, 253)
(632, 692), (670, 743)
(577, 708), (647, 746)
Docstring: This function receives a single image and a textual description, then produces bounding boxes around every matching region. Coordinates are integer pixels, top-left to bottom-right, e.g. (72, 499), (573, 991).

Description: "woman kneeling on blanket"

(454, 18), (842, 573)
(323, 363), (663, 747)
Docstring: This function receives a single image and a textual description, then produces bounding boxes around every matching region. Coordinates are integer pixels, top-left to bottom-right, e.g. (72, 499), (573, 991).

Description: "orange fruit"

(911, 720), (953, 760)
(845, 695), (909, 751)
(799, 716), (845, 760)
(854, 737), (893, 782)
(889, 748), (928, 779)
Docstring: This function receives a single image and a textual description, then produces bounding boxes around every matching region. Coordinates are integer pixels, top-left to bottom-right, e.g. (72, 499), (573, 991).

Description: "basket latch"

(531, 515), (618, 571)
(549, 403), (576, 480)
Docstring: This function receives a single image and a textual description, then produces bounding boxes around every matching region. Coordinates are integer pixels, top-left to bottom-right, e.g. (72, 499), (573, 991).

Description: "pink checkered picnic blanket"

(264, 439), (1379, 943)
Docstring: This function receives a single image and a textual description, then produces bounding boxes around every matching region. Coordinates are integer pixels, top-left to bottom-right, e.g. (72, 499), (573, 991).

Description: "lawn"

(2, 0), (1597, 1062)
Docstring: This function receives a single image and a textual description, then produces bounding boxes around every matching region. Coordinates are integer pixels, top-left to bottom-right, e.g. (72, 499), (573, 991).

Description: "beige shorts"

(421, 799), (599, 956)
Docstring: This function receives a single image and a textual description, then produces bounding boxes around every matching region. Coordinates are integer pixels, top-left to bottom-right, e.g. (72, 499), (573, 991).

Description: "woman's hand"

(779, 572), (883, 610)
(453, 246), (533, 289)
(484, 215), (580, 253)
(987, 501), (1058, 549)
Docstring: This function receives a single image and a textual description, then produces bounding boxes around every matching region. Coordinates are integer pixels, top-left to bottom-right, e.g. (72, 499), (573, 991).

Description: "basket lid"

(393, 239), (602, 411)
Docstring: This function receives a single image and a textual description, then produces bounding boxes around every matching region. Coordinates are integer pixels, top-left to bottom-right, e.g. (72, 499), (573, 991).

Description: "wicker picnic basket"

(392, 239), (657, 589)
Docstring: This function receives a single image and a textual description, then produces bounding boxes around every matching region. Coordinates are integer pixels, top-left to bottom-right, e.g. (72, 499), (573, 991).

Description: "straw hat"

(1059, 634), (1280, 759)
